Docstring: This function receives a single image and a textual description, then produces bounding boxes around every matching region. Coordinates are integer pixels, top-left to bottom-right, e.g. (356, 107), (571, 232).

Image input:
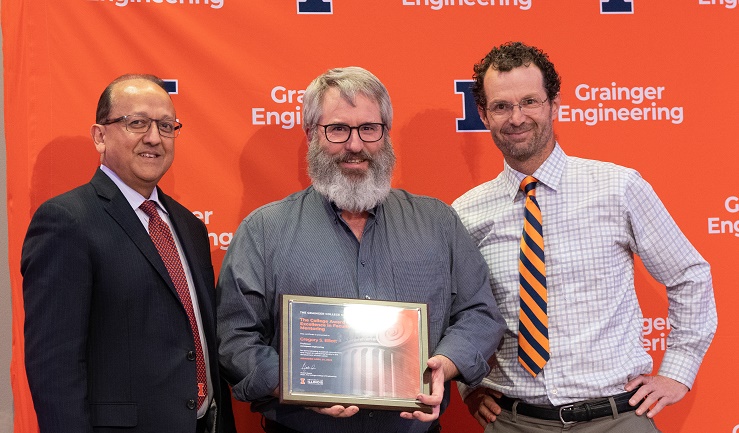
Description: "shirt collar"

(502, 142), (567, 201)
(99, 164), (166, 214)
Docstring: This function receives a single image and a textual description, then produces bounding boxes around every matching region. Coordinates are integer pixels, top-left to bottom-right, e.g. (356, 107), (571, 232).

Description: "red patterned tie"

(140, 200), (207, 408)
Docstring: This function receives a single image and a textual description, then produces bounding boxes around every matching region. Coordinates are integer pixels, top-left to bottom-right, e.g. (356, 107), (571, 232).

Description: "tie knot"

(520, 176), (538, 196)
(140, 200), (159, 218)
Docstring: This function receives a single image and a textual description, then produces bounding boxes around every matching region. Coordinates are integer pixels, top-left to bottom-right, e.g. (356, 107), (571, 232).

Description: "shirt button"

(368, 411), (374, 417)
(186, 399), (196, 410)
(187, 351), (196, 361)
(364, 295), (371, 300)
(360, 260), (366, 266)
(552, 389), (558, 395)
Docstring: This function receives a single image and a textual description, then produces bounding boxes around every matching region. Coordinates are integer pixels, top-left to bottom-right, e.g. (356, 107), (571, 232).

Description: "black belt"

(496, 389), (640, 425)
(263, 417), (441, 433)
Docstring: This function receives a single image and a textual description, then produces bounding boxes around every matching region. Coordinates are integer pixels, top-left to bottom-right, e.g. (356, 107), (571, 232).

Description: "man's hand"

(308, 405), (360, 418)
(625, 374), (689, 418)
(399, 355), (458, 423)
(270, 387), (360, 418)
(463, 387), (502, 427)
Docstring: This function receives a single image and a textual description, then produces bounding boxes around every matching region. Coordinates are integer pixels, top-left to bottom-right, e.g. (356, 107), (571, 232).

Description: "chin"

(340, 168), (368, 180)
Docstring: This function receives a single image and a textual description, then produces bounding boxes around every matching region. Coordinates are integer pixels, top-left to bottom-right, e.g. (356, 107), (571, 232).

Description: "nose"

(508, 104), (527, 125)
(142, 121), (163, 145)
(343, 129), (364, 153)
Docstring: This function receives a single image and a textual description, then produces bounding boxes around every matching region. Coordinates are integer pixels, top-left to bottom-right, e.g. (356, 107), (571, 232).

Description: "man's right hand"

(463, 387), (502, 427)
(307, 405), (360, 418)
(271, 387), (360, 418)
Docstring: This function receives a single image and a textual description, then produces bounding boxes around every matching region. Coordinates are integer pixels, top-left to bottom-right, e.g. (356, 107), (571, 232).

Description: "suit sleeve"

(21, 201), (95, 433)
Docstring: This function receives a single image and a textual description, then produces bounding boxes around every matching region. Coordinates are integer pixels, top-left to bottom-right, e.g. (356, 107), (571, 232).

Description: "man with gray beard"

(216, 66), (505, 433)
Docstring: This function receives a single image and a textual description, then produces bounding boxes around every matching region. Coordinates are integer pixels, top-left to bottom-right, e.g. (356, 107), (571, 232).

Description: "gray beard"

(307, 136), (396, 213)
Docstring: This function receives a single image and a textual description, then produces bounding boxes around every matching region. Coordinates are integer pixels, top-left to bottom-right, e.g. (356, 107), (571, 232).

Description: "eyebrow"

(490, 94), (542, 103)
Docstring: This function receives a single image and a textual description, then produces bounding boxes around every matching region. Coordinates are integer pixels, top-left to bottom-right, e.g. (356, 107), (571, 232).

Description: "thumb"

(427, 356), (442, 370)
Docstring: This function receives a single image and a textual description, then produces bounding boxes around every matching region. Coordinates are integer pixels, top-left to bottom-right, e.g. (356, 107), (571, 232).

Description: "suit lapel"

(90, 169), (180, 299)
(161, 191), (216, 331)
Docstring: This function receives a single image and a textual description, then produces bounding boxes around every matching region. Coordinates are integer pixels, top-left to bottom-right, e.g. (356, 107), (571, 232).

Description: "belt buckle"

(558, 404), (576, 426)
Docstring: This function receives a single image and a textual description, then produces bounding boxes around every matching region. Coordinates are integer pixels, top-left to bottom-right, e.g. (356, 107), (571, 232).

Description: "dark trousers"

(196, 416), (207, 433)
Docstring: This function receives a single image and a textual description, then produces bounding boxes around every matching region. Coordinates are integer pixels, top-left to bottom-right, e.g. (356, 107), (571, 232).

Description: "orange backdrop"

(3, 1), (738, 432)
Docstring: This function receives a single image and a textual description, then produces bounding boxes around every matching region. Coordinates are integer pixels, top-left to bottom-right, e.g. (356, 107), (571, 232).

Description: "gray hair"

(302, 67), (393, 138)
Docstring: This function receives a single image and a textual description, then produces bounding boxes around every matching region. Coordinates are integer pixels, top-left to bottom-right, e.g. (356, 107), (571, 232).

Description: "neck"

(506, 141), (555, 175)
(506, 158), (543, 176)
(341, 210), (370, 241)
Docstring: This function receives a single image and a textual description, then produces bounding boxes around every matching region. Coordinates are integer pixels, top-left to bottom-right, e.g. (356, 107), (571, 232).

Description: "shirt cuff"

(657, 349), (702, 389)
(433, 334), (490, 387)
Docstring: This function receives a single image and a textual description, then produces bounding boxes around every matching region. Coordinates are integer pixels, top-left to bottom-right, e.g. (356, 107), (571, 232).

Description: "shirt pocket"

(391, 259), (448, 325)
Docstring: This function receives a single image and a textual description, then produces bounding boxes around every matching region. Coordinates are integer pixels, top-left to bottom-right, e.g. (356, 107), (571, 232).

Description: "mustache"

(502, 125), (533, 134)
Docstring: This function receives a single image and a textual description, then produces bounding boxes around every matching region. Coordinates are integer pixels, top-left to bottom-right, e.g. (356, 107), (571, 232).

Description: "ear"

(91, 124), (106, 155)
(477, 106), (491, 130)
(550, 93), (561, 119)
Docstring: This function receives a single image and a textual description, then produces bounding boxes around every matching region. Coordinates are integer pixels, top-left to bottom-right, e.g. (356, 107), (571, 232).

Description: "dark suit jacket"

(22, 169), (235, 433)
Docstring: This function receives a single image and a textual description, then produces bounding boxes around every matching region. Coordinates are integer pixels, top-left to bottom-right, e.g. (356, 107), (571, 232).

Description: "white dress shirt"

(454, 144), (716, 405)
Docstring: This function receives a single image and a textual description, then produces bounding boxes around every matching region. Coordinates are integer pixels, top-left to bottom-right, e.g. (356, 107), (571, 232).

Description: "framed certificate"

(279, 295), (432, 413)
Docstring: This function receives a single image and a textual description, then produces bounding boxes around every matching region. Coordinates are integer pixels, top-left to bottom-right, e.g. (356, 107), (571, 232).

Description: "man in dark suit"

(21, 74), (234, 433)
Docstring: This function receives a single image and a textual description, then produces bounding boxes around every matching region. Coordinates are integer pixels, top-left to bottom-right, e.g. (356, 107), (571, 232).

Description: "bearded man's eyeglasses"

(317, 123), (386, 143)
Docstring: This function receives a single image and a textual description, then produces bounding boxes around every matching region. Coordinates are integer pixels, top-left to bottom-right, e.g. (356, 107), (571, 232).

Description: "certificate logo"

(601, 0), (633, 14)
(298, 0), (332, 14)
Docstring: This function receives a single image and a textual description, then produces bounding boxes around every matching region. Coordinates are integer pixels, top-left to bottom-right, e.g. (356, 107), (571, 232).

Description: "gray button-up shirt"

(217, 187), (505, 433)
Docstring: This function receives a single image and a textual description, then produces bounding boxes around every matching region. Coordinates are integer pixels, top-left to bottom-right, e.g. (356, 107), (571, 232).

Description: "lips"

(503, 126), (533, 135)
(502, 125), (534, 142)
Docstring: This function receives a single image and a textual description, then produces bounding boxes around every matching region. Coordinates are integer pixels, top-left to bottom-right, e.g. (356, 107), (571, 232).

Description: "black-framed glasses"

(486, 97), (549, 117)
(102, 114), (183, 138)
(317, 123), (386, 143)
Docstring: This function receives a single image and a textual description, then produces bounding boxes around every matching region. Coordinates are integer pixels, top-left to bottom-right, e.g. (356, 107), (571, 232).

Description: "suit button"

(187, 351), (196, 361)
(187, 399), (196, 410)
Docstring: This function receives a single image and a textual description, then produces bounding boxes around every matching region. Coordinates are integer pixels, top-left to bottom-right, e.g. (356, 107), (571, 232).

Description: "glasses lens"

(125, 115), (152, 133)
(357, 124), (383, 142)
(520, 98), (544, 113)
(490, 103), (512, 116)
(325, 124), (350, 143)
(156, 120), (181, 137)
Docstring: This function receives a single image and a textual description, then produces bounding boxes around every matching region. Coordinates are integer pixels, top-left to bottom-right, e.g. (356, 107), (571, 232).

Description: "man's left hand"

(625, 374), (689, 418)
(399, 355), (459, 423)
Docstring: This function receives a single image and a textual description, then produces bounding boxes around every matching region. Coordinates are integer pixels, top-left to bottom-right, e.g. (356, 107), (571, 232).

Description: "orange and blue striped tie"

(518, 176), (549, 377)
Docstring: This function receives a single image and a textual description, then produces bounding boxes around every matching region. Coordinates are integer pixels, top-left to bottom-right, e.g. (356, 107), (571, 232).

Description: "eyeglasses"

(317, 123), (386, 144)
(486, 97), (549, 117)
(102, 115), (183, 138)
